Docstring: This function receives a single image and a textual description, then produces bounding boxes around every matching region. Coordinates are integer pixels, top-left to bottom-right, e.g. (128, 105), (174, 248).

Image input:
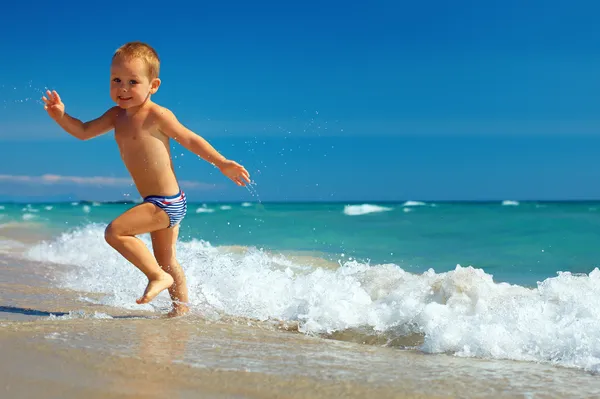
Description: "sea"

(2, 199), (600, 397)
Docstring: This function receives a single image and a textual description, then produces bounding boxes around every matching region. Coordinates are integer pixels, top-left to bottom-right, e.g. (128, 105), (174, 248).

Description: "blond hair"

(113, 41), (160, 80)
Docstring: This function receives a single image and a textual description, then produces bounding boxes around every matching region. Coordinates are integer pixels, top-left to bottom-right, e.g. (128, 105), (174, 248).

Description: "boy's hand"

(42, 90), (65, 121)
(217, 160), (251, 186)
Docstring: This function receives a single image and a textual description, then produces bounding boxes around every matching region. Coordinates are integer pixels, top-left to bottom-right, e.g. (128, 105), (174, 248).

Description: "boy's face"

(110, 57), (160, 109)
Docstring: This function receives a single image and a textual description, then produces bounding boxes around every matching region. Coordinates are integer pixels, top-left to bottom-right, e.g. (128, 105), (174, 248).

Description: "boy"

(42, 41), (251, 316)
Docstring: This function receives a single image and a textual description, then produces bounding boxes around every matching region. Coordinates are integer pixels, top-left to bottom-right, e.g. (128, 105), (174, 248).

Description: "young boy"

(42, 41), (251, 316)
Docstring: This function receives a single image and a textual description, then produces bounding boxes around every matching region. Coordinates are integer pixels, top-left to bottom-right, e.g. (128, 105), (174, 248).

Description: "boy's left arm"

(157, 108), (251, 186)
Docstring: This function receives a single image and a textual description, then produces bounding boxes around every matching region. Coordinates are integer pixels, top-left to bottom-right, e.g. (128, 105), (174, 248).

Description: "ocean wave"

(502, 200), (520, 206)
(23, 224), (600, 373)
(343, 204), (392, 216)
(402, 201), (427, 207)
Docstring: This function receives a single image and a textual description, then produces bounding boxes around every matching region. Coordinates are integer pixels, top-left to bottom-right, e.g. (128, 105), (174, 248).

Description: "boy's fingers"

(53, 90), (61, 103)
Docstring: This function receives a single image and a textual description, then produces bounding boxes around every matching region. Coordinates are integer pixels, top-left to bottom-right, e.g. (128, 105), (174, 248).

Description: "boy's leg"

(104, 202), (174, 304)
(151, 225), (190, 317)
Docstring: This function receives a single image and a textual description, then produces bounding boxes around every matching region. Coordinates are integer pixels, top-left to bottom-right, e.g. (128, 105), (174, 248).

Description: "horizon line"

(3, 199), (600, 205)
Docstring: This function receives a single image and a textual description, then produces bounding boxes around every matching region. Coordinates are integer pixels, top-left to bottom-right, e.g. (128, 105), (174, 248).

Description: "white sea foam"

(343, 204), (392, 216)
(46, 310), (114, 320)
(23, 225), (600, 373)
(22, 213), (36, 221)
(241, 202), (252, 207)
(196, 206), (215, 213)
(220, 205), (232, 210)
(0, 239), (26, 253)
(502, 200), (519, 206)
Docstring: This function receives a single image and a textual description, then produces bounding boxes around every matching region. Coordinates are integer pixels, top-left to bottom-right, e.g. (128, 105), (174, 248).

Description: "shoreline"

(3, 232), (600, 398)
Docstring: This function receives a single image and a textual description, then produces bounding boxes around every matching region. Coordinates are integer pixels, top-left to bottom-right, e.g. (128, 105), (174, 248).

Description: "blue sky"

(1, 0), (600, 202)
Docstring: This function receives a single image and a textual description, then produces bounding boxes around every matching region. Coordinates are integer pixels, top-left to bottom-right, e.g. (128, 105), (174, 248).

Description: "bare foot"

(136, 273), (174, 304)
(167, 302), (190, 318)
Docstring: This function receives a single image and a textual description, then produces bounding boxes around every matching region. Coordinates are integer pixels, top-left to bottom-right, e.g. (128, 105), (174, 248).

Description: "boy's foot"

(136, 273), (174, 304)
(167, 303), (190, 318)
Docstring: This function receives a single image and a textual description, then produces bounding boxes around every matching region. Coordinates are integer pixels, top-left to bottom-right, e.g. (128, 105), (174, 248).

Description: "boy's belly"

(129, 165), (181, 198)
(119, 145), (180, 197)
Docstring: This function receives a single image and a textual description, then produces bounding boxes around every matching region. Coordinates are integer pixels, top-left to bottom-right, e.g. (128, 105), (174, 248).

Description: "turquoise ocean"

(2, 199), (600, 388)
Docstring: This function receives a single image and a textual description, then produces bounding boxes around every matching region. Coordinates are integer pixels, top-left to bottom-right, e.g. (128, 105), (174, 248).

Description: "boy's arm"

(157, 108), (227, 167)
(43, 90), (119, 140)
(57, 107), (120, 141)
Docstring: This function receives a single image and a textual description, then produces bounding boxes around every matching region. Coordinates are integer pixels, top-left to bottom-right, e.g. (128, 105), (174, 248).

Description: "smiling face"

(110, 57), (160, 109)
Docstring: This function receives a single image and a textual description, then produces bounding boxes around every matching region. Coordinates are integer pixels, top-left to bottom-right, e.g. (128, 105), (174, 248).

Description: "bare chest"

(114, 113), (152, 143)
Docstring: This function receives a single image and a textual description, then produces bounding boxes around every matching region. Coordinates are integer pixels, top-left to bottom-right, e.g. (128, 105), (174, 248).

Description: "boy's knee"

(104, 223), (121, 246)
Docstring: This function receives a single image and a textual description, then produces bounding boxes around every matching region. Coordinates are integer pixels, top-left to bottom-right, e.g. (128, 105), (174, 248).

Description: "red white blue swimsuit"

(143, 190), (187, 228)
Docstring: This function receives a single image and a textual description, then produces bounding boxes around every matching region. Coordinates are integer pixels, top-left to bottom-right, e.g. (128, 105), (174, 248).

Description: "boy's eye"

(113, 78), (121, 83)
(129, 80), (138, 85)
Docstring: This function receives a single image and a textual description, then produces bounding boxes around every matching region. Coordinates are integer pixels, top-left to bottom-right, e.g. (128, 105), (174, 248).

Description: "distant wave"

(343, 204), (393, 216)
(402, 201), (427, 207)
(502, 200), (520, 206)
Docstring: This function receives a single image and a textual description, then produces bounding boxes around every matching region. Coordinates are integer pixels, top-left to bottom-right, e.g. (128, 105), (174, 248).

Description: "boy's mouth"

(118, 96), (132, 101)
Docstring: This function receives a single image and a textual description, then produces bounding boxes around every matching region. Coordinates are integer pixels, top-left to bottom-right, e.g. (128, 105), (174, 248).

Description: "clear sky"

(1, 0), (599, 202)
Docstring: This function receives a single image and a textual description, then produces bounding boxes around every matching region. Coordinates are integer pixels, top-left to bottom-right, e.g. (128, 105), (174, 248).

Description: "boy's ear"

(150, 78), (161, 94)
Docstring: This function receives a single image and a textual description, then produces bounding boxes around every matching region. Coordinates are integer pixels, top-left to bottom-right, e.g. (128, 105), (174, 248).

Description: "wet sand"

(1, 328), (435, 399)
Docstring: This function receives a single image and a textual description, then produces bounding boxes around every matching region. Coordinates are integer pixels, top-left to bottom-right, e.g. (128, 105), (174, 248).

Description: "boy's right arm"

(42, 90), (119, 141)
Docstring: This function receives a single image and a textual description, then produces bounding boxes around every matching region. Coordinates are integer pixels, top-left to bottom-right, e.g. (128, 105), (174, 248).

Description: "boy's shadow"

(0, 305), (67, 317)
(0, 305), (149, 319)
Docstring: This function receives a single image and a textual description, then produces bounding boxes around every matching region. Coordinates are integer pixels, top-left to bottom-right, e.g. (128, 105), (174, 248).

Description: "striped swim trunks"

(143, 190), (187, 228)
